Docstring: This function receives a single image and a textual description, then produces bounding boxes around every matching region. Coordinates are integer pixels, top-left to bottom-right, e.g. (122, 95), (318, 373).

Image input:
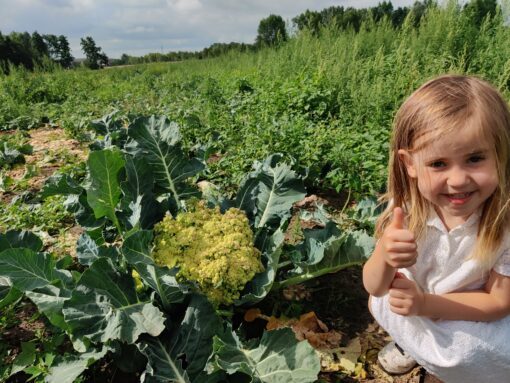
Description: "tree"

(57, 35), (74, 68)
(464, 0), (498, 27)
(256, 14), (288, 47)
(80, 36), (108, 69)
(31, 31), (48, 64)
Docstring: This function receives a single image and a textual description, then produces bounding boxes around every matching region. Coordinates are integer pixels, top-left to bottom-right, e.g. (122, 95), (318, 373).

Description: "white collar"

(426, 208), (481, 234)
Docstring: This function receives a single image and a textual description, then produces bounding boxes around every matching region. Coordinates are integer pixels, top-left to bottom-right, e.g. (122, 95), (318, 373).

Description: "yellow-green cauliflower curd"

(152, 200), (264, 306)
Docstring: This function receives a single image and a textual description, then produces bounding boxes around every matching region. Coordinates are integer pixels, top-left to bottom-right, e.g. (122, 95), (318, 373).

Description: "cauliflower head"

(152, 200), (264, 306)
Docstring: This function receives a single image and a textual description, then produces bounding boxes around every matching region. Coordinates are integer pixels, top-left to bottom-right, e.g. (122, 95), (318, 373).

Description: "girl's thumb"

(390, 207), (405, 229)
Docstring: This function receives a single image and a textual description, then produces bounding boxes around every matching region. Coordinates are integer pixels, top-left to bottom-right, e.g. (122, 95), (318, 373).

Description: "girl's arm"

(363, 240), (398, 296)
(390, 270), (510, 321)
(420, 270), (510, 321)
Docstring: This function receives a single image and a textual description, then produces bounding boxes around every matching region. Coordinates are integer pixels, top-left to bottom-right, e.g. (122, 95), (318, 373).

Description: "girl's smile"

(399, 124), (499, 230)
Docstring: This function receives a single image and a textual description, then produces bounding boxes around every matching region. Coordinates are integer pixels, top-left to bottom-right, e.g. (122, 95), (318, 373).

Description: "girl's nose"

(447, 168), (470, 187)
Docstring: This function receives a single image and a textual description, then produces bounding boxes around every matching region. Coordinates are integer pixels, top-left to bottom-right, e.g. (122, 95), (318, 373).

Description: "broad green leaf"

(26, 284), (71, 330)
(64, 193), (107, 230)
(76, 233), (119, 266)
(0, 276), (22, 309)
(0, 141), (24, 167)
(209, 327), (320, 383)
(121, 155), (154, 200)
(237, 229), (284, 305)
(280, 229), (374, 288)
(45, 346), (109, 383)
(41, 173), (82, 198)
(236, 154), (306, 230)
(76, 233), (100, 266)
(63, 257), (165, 344)
(0, 230), (42, 252)
(299, 229), (374, 275)
(10, 342), (36, 377)
(134, 263), (187, 310)
(0, 249), (70, 291)
(122, 231), (187, 309)
(127, 116), (204, 206)
(90, 110), (124, 136)
(292, 221), (342, 266)
(86, 148), (125, 223)
(122, 230), (153, 265)
(139, 294), (222, 383)
(111, 342), (148, 373)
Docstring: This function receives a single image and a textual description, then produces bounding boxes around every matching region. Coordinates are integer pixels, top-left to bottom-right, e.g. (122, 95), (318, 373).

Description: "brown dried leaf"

(244, 308), (262, 322)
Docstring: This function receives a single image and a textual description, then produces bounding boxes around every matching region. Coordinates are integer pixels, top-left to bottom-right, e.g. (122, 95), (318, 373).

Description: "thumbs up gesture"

(381, 207), (418, 269)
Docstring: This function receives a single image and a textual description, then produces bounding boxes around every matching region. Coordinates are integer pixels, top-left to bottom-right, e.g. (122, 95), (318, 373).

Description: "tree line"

(0, 31), (73, 74)
(0, 31), (109, 74)
(0, 0), (500, 72)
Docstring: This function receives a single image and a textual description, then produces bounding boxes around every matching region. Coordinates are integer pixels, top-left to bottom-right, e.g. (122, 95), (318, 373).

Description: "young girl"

(363, 74), (510, 382)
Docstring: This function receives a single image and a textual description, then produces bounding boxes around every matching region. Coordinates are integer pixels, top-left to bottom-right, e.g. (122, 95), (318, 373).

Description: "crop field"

(1, 2), (510, 382)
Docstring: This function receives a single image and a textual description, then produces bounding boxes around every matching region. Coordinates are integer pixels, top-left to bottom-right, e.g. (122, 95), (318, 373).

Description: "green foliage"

(80, 36), (108, 69)
(0, 115), (375, 381)
(0, 195), (74, 233)
(256, 14), (288, 47)
(209, 326), (320, 382)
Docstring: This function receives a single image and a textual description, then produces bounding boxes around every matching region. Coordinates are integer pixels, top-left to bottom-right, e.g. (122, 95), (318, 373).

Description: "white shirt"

(403, 209), (510, 295)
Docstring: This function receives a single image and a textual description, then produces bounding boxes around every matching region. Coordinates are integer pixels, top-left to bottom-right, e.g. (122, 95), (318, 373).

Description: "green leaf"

(209, 327), (320, 383)
(26, 284), (71, 330)
(280, 229), (375, 288)
(0, 142), (24, 167)
(127, 116), (204, 206)
(0, 249), (70, 291)
(0, 230), (42, 252)
(41, 173), (83, 198)
(64, 193), (107, 230)
(236, 154), (306, 230)
(122, 231), (187, 309)
(139, 294), (222, 383)
(0, 277), (22, 309)
(45, 346), (109, 383)
(10, 342), (36, 377)
(293, 221), (342, 266)
(134, 263), (187, 310)
(236, 229), (284, 305)
(118, 155), (165, 230)
(76, 233), (118, 266)
(122, 155), (154, 200)
(63, 258), (165, 344)
(122, 230), (153, 264)
(86, 148), (125, 224)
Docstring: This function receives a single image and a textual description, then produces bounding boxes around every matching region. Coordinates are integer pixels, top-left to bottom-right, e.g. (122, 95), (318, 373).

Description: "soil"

(304, 268), (444, 382)
(1, 125), (87, 203)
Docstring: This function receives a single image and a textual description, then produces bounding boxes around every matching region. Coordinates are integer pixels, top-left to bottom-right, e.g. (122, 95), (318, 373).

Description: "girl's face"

(399, 124), (499, 230)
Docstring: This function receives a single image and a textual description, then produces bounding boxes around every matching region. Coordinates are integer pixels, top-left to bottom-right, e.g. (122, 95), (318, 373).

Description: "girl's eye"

(468, 155), (485, 163)
(428, 161), (446, 168)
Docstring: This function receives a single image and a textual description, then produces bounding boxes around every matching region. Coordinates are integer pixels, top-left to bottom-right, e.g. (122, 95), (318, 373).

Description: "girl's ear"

(397, 149), (417, 178)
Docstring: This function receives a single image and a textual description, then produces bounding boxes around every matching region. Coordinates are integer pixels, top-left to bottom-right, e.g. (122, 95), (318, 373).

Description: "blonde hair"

(376, 74), (510, 267)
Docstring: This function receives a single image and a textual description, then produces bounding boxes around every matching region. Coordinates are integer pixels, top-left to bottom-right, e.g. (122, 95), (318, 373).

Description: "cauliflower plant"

(152, 200), (264, 306)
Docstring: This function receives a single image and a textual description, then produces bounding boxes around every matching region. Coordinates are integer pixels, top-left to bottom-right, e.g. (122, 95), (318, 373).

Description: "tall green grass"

(1, 0), (510, 197)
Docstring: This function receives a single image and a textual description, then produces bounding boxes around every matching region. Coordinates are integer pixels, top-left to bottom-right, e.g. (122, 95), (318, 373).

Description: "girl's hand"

(389, 273), (425, 316)
(380, 207), (417, 268)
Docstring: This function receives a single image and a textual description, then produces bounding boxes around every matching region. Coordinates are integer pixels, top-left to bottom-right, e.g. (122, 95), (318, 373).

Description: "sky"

(0, 0), (418, 59)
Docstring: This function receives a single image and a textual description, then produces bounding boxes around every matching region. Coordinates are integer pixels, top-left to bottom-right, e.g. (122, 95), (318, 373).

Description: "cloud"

(0, 0), (417, 58)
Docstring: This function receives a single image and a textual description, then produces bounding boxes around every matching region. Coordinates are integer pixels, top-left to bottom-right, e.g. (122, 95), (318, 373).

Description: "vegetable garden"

(1, 2), (510, 382)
